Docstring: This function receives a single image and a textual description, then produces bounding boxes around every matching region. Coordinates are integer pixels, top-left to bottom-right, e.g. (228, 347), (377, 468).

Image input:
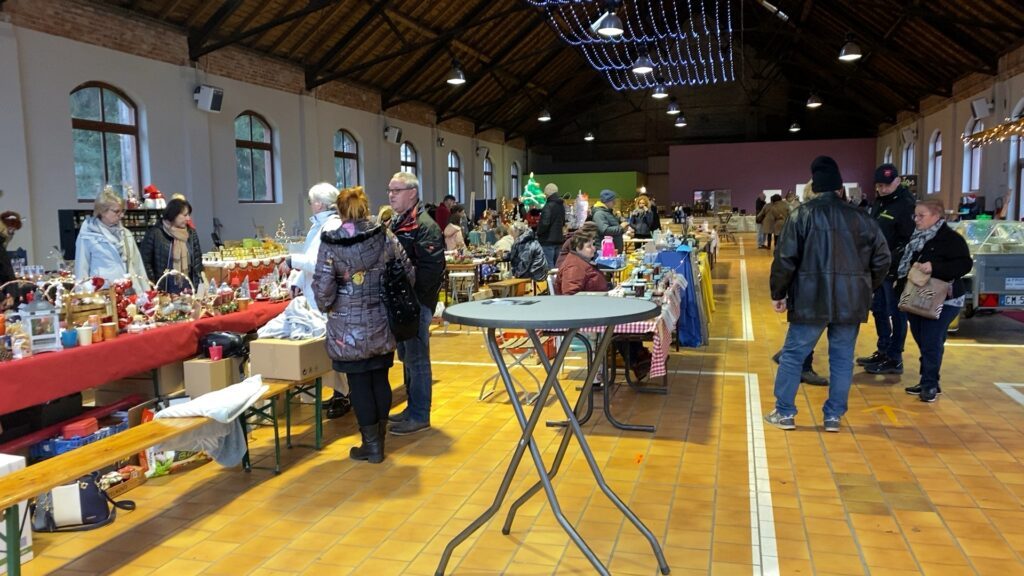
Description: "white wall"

(0, 26), (526, 261)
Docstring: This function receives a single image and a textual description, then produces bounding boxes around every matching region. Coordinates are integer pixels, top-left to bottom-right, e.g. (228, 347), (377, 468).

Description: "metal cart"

(949, 220), (1024, 317)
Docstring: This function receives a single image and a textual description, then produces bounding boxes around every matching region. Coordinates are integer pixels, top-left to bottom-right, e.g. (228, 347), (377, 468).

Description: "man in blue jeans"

(765, 156), (890, 433)
(388, 172), (446, 435)
(859, 164), (915, 375)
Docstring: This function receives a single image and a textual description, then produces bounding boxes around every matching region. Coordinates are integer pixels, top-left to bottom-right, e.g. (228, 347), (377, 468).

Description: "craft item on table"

(153, 270), (195, 323)
(14, 289), (63, 354)
(125, 184), (140, 210)
(275, 218), (289, 243)
(601, 235), (617, 258)
(142, 184), (167, 209)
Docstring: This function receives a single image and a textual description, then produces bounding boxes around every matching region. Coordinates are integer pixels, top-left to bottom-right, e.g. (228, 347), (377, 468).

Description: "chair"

(448, 271), (476, 305)
(546, 268), (559, 295)
(479, 330), (545, 405)
(716, 211), (737, 243)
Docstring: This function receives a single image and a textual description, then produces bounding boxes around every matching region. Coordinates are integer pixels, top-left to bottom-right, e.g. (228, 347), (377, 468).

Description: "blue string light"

(531, 0), (734, 91)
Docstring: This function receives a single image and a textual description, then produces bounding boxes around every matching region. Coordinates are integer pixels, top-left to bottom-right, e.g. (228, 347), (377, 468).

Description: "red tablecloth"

(0, 300), (288, 415)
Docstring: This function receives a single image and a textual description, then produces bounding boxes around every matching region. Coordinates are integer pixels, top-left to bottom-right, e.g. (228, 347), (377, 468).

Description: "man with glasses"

(387, 172), (446, 435)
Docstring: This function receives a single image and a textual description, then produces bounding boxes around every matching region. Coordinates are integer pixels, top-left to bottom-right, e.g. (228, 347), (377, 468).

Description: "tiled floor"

(22, 234), (1024, 575)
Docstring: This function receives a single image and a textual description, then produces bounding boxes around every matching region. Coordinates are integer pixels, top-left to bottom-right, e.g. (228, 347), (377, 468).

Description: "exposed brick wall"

(386, 102), (436, 126)
(438, 118), (474, 137)
(199, 45), (304, 95)
(5, 0), (186, 67)
(316, 81), (380, 115)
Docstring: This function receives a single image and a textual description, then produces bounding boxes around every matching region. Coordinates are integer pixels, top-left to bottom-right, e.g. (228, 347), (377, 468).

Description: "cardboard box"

(90, 362), (185, 406)
(0, 454), (33, 574)
(184, 357), (244, 398)
(249, 338), (331, 381)
(105, 466), (146, 499)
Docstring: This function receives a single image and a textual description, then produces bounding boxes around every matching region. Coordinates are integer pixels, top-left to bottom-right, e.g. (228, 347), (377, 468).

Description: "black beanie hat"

(810, 155), (844, 193)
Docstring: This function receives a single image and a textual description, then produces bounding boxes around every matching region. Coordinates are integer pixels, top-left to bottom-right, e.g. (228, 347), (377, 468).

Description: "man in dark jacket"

(765, 156), (890, 433)
(536, 183), (565, 268)
(387, 172), (446, 436)
(859, 163), (916, 376)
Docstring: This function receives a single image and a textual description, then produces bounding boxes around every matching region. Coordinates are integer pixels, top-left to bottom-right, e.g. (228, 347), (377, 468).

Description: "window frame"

(483, 156), (495, 200)
(400, 141), (418, 177)
(447, 150), (462, 201)
(901, 141), (915, 176)
(883, 146), (893, 165)
(235, 110), (276, 203)
(965, 120), (984, 193)
(333, 129), (360, 189)
(70, 81), (141, 202)
(510, 161), (520, 199)
(928, 131), (942, 195)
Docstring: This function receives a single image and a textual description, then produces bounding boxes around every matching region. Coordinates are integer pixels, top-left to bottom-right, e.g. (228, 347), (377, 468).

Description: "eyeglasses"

(387, 187), (416, 194)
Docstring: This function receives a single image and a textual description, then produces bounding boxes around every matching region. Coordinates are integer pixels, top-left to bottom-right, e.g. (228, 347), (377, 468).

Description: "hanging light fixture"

(675, 114), (687, 127)
(838, 35), (862, 62)
(789, 122), (801, 133)
(446, 59), (466, 85)
(538, 108), (552, 122)
(631, 50), (655, 75)
(591, 1), (624, 37)
(584, 131), (595, 141)
(806, 93), (823, 108)
(651, 81), (669, 99)
(666, 98), (680, 115)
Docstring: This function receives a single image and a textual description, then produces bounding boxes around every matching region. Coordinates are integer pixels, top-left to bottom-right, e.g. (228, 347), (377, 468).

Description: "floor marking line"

(995, 383), (1024, 407)
(946, 342), (1024, 348)
(740, 259), (755, 342)
(745, 372), (779, 575)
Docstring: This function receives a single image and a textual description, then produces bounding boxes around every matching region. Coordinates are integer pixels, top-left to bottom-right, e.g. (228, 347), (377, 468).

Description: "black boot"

(350, 424), (383, 463)
(326, 394), (351, 419)
(378, 420), (387, 456)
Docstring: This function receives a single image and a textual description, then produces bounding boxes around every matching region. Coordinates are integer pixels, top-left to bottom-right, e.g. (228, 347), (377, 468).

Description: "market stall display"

(949, 220), (1024, 315)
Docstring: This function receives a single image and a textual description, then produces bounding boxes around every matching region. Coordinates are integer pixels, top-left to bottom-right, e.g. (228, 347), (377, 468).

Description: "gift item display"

(201, 238), (288, 286)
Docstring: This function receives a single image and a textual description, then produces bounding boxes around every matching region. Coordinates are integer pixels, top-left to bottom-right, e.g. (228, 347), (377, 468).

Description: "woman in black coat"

(139, 198), (203, 293)
(896, 199), (973, 402)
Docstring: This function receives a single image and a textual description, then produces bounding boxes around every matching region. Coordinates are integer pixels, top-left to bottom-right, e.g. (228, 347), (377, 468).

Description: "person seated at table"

(140, 198), (203, 293)
(556, 222), (600, 268)
(444, 205), (467, 251)
(75, 189), (151, 293)
(559, 228), (652, 379)
(629, 195), (659, 239)
(507, 221), (548, 282)
(313, 185), (413, 463)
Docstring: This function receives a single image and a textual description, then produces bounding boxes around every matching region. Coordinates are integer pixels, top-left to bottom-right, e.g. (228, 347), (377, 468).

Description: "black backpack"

(380, 257), (420, 342)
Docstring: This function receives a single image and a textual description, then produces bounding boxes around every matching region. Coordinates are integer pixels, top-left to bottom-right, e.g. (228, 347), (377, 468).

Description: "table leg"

(240, 417), (251, 473)
(506, 328), (616, 534)
(4, 504), (20, 576)
(435, 327), (583, 576)
(541, 331), (671, 575)
(271, 396), (281, 475)
(314, 377), (323, 450)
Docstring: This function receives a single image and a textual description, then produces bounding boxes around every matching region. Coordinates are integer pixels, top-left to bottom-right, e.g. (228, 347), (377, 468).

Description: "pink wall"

(668, 138), (878, 213)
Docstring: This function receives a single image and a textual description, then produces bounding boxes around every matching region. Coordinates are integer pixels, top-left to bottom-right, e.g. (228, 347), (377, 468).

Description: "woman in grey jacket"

(591, 189), (628, 252)
(313, 186), (413, 463)
(75, 189), (150, 293)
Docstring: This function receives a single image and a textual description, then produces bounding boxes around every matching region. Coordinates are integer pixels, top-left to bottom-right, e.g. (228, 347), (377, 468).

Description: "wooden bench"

(240, 375), (324, 475)
(0, 417), (209, 576)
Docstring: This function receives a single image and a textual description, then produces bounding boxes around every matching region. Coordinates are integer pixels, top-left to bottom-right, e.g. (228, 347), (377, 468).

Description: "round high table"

(437, 296), (671, 576)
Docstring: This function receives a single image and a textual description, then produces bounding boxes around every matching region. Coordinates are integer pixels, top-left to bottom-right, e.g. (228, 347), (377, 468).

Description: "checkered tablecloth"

(579, 319), (668, 378)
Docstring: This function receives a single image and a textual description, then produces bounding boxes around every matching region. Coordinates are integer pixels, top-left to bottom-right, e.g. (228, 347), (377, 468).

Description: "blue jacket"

(74, 216), (151, 293)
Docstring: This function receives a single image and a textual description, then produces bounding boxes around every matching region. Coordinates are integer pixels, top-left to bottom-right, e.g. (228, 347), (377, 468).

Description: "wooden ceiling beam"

(187, 0), (243, 60)
(190, 0), (345, 60)
(305, 0), (394, 89)
(379, 0), (497, 107)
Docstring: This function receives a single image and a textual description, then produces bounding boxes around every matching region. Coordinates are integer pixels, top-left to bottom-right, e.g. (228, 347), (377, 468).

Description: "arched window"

(510, 161), (520, 198)
(400, 141), (418, 176)
(901, 141), (915, 175)
(883, 146), (893, 165)
(334, 129), (359, 189)
(928, 131), (943, 194)
(235, 111), (274, 202)
(70, 82), (140, 201)
(964, 120), (984, 193)
(482, 156), (494, 200)
(447, 151), (462, 201)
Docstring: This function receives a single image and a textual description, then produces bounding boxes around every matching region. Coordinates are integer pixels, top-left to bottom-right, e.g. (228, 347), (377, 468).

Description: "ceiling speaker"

(972, 97), (993, 119)
(383, 125), (402, 144)
(193, 85), (223, 113)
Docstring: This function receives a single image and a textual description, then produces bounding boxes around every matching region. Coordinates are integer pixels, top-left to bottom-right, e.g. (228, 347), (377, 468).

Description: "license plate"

(1002, 295), (1024, 306)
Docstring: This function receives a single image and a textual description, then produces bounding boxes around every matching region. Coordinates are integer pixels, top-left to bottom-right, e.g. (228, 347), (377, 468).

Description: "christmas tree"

(521, 172), (547, 209)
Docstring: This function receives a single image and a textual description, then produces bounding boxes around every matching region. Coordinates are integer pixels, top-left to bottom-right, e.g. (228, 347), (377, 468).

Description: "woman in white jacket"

(74, 189), (150, 293)
(288, 182), (350, 418)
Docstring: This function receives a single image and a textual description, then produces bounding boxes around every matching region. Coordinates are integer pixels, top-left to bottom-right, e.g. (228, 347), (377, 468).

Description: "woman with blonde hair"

(629, 194), (658, 239)
(313, 186), (413, 463)
(898, 199), (972, 402)
(75, 189), (150, 293)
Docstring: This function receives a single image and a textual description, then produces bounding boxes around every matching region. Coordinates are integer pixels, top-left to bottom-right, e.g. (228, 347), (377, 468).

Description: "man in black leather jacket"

(765, 156), (890, 433)
(859, 164), (916, 376)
